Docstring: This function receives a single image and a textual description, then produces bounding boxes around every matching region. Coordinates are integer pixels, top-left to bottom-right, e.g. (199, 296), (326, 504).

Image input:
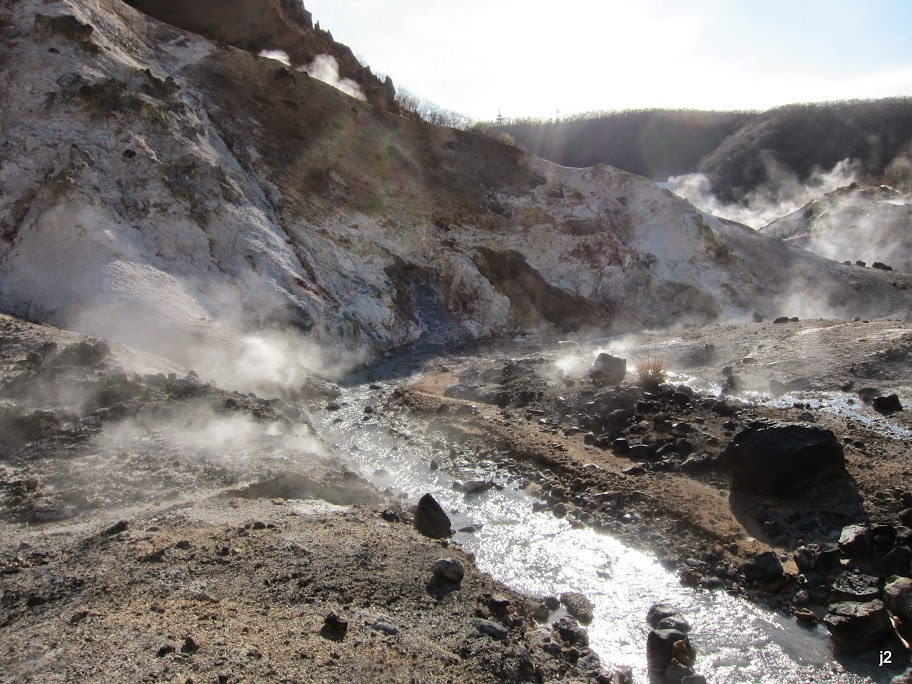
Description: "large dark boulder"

(885, 577), (912, 622)
(830, 572), (882, 602)
(413, 493), (452, 539)
(824, 600), (893, 652)
(741, 551), (784, 582)
(720, 422), (845, 494)
(592, 353), (626, 384)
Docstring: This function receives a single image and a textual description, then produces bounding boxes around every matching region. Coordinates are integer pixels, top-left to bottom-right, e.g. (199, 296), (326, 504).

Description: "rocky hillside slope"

(122, 0), (397, 111)
(1, 0), (911, 387)
(761, 184), (912, 274)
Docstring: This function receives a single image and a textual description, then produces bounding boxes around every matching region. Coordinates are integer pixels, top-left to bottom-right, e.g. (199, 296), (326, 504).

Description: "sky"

(303, 0), (912, 121)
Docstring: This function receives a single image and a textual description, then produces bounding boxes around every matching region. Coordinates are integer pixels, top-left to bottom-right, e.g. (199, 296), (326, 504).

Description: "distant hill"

(498, 110), (750, 180)
(699, 99), (912, 202)
(496, 99), (912, 201)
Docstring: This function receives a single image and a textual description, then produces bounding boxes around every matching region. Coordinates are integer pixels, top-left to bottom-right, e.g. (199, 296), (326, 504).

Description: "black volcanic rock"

(413, 493), (452, 539)
(720, 422), (845, 494)
(824, 600), (892, 652)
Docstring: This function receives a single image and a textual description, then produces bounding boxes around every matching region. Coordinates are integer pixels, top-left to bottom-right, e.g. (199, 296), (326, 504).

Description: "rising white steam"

(258, 49), (292, 67)
(668, 157), (860, 228)
(766, 187), (912, 273)
(299, 54), (366, 100)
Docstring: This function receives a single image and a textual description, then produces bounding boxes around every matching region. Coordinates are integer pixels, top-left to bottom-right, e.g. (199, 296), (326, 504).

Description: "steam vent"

(0, 1), (911, 682)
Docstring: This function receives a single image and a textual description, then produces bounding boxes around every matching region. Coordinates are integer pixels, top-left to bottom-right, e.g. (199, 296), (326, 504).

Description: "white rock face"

(1, 0), (910, 389)
(761, 184), (912, 274)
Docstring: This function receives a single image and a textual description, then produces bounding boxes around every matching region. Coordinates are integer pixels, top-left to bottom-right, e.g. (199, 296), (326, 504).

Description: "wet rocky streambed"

(313, 328), (912, 683)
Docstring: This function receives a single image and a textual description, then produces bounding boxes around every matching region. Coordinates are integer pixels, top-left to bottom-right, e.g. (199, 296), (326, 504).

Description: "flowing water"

(311, 347), (907, 683)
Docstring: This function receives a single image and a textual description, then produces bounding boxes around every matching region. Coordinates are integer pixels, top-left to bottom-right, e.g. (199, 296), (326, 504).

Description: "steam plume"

(299, 54), (366, 101)
(668, 157), (860, 228)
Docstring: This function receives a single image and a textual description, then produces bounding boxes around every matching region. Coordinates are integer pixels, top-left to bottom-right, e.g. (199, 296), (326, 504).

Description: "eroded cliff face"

(122, 0), (397, 110)
(1, 0), (910, 380)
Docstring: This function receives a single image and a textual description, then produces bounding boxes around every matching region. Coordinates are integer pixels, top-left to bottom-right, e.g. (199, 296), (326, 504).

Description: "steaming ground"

(2, 0), (912, 373)
(762, 184), (912, 274)
(670, 159), (912, 274)
(2, 1), (912, 680)
(0, 314), (627, 683)
(0, 315), (350, 523)
(668, 158), (861, 229)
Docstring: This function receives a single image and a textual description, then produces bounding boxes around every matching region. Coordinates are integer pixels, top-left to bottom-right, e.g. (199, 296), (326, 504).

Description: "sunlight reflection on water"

(311, 377), (900, 683)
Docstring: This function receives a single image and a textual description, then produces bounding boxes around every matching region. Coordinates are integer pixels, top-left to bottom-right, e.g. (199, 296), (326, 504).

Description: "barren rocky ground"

(0, 315), (622, 683)
(389, 318), (912, 662)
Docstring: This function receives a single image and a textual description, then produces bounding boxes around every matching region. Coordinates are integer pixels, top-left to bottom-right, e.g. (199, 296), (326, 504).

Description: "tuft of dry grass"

(635, 357), (668, 389)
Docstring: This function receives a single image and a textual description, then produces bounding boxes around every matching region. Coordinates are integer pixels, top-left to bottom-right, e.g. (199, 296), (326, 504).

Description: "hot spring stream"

(311, 348), (906, 683)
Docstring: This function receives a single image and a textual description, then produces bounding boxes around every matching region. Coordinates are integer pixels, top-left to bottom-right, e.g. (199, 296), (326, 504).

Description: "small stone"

(666, 656), (694, 682)
(532, 603), (550, 622)
(371, 617), (399, 635)
(794, 608), (818, 625)
(102, 520), (128, 536)
(794, 544), (819, 573)
(471, 617), (507, 640)
(901, 509), (912, 527)
(830, 572), (882, 602)
(646, 603), (681, 628)
(432, 558), (465, 584)
(181, 635), (203, 654)
(592, 353), (626, 384)
(560, 591), (594, 624)
(657, 616), (691, 633)
(884, 576), (912, 622)
(824, 600), (892, 652)
(320, 612), (348, 641)
(552, 616), (588, 646)
(839, 524), (873, 556)
(873, 394), (903, 413)
(741, 552), (783, 582)
(646, 628), (690, 671)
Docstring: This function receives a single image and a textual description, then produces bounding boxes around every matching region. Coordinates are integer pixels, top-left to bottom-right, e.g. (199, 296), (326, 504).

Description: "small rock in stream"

(413, 493), (452, 539)
(560, 591), (594, 624)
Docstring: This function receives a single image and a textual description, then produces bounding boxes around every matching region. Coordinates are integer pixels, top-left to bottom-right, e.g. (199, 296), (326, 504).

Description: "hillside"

(123, 0), (397, 110)
(0, 0), (910, 382)
(498, 110), (750, 180)
(699, 99), (912, 202)
(761, 183), (912, 273)
(496, 100), (912, 202)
